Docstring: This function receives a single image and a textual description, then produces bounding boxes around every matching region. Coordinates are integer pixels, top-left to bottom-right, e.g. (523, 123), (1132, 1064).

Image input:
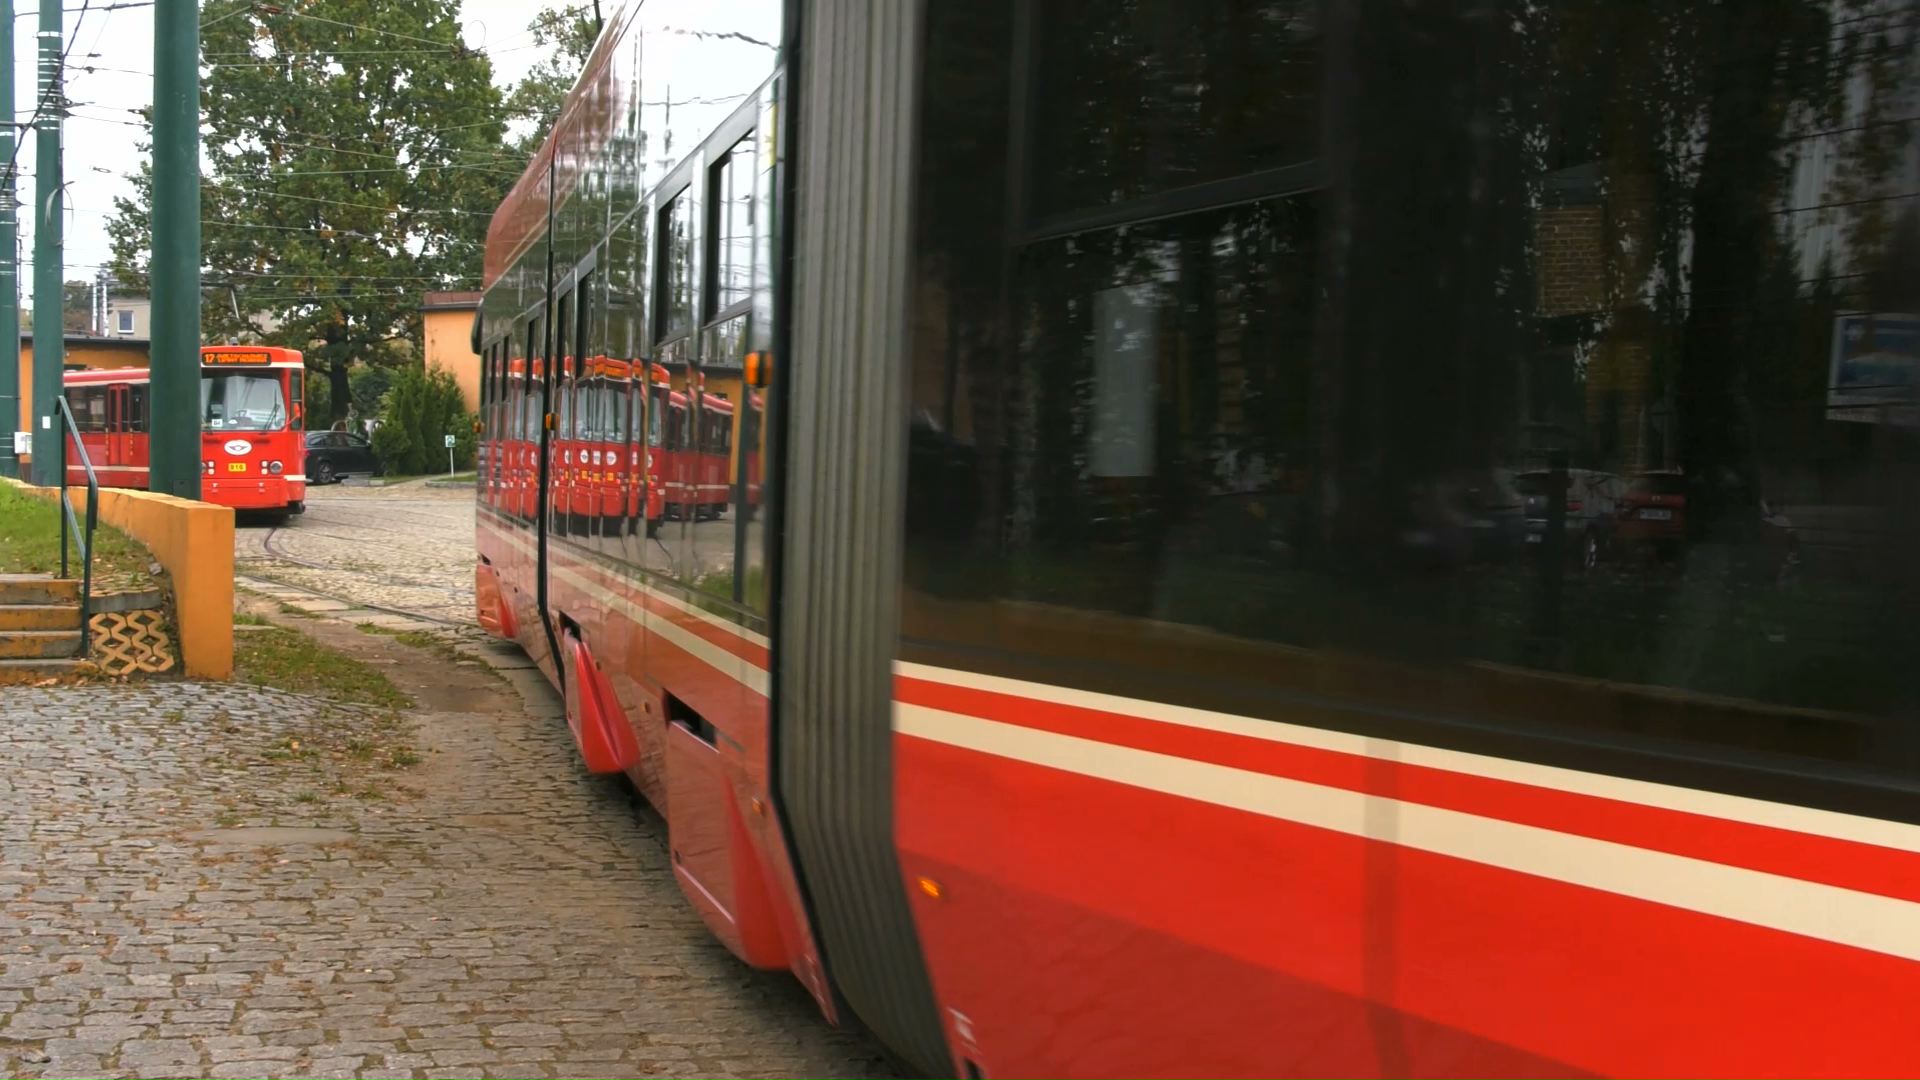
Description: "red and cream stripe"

(895, 661), (1920, 963)
(484, 518), (771, 693)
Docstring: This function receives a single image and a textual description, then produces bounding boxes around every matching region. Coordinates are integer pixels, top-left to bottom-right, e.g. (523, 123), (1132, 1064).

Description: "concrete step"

(0, 603), (81, 632)
(0, 656), (92, 680)
(0, 575), (81, 606)
(0, 630), (84, 659)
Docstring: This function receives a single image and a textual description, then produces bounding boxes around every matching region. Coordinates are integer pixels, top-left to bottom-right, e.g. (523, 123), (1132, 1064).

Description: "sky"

(11, 0), (553, 313)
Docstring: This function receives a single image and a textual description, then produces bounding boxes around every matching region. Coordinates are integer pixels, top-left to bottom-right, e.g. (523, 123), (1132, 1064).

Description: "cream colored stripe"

(546, 561), (768, 697)
(896, 703), (1920, 962)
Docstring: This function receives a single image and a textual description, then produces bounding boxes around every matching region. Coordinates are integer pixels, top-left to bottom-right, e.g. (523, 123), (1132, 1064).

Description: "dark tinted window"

(657, 189), (695, 342)
(128, 385), (148, 433)
(907, 0), (1920, 779)
(68, 386), (108, 433)
(1631, 473), (1688, 497)
(1031, 0), (1319, 221)
(611, 211), (647, 359)
(709, 134), (756, 315)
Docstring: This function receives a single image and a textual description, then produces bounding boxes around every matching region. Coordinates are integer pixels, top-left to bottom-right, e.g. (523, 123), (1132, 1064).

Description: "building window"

(115, 309), (134, 335)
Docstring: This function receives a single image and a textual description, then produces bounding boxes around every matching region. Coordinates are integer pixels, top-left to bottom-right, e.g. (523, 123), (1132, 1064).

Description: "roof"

(421, 291), (483, 312)
(22, 332), (151, 349)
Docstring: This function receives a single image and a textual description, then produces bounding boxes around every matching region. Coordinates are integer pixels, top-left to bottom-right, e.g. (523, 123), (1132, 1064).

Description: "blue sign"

(1830, 313), (1920, 425)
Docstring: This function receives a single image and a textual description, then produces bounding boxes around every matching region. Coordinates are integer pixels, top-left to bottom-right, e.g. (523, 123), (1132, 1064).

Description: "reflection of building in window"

(1531, 163), (1664, 472)
(1089, 283), (1158, 478)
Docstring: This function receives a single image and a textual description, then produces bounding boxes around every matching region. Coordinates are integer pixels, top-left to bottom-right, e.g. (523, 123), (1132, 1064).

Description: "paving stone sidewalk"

(0, 661), (890, 1078)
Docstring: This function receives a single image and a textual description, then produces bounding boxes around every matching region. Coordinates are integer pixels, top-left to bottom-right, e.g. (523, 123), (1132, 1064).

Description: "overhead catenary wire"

(3, 0), (96, 186)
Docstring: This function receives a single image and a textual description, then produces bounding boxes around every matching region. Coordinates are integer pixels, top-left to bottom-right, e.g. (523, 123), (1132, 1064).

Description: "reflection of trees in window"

(1031, 0), (1319, 218)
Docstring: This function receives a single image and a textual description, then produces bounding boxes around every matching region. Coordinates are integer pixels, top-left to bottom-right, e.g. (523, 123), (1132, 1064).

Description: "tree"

(106, 0), (516, 422)
(61, 280), (92, 332)
(371, 362), (473, 474)
(504, 4), (599, 157)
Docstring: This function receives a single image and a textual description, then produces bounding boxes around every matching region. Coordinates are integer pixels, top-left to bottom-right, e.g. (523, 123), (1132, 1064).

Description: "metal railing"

(51, 395), (99, 657)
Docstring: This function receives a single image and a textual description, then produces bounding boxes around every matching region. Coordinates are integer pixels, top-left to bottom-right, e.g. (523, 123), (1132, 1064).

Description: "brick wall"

(1534, 205), (1606, 317)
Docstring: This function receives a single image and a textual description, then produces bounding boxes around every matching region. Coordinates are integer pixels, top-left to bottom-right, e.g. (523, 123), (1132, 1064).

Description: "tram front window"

(202, 373), (287, 432)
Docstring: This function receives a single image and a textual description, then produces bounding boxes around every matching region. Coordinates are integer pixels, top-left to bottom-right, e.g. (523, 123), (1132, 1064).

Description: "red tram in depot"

(63, 345), (307, 517)
(473, 1), (1920, 1076)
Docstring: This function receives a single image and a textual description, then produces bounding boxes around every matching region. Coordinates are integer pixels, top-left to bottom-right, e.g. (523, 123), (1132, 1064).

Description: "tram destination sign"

(202, 349), (276, 366)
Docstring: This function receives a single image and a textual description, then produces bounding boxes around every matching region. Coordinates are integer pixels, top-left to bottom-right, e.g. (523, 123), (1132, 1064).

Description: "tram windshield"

(201, 372), (287, 432)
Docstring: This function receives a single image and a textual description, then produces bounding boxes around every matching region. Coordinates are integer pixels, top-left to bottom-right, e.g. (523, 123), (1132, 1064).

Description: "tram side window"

(522, 317), (541, 447)
(904, 0), (1920, 779)
(1030, 0), (1318, 222)
(656, 189), (695, 346)
(68, 386), (109, 432)
(496, 344), (509, 440)
(484, 345), (498, 440)
(608, 212), (644, 362)
(558, 294), (578, 536)
(578, 271), (599, 365)
(708, 134), (756, 317)
(128, 385), (148, 433)
(508, 358), (524, 443)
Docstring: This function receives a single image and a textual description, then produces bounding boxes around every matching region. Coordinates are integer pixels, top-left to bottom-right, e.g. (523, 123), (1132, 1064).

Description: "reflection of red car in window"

(1613, 468), (1800, 579)
(1616, 469), (1687, 555)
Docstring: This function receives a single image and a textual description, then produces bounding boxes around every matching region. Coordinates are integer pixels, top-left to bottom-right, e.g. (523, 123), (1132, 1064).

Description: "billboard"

(1829, 312), (1919, 426)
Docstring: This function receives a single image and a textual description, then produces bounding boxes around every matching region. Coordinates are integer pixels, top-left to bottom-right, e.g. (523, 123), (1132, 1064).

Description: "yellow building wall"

(12, 341), (151, 464)
(422, 309), (481, 413)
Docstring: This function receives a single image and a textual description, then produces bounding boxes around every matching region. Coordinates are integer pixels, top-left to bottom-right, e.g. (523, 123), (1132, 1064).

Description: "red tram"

(63, 345), (308, 516)
(472, 2), (1920, 1076)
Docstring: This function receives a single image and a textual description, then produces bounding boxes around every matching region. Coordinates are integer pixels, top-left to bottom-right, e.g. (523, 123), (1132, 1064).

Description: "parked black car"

(303, 430), (380, 484)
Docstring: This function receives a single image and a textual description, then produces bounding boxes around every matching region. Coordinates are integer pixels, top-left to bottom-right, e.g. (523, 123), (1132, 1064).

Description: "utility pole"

(0, 0), (19, 479)
(149, 0), (200, 499)
(29, 0), (62, 484)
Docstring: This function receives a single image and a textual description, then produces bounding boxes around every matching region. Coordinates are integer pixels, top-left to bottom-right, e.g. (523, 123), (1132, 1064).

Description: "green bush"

(370, 418), (416, 474)
(371, 363), (476, 475)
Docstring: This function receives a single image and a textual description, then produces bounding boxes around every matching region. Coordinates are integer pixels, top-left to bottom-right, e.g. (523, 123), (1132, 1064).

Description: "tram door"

(105, 385), (133, 468)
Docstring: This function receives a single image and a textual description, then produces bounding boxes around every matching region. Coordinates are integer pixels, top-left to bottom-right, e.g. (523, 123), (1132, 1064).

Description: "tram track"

(235, 567), (474, 630)
(241, 522), (476, 630)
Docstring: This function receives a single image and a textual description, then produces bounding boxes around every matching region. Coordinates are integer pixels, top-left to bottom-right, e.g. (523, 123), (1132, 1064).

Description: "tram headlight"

(266, 460), (284, 475)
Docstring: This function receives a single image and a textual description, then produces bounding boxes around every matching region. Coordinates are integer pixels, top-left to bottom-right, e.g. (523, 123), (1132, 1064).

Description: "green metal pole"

(149, 0), (199, 499)
(0, 0), (19, 479)
(29, 0), (60, 485)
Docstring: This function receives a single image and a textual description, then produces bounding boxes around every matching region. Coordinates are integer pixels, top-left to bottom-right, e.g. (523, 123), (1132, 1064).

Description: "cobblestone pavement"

(232, 482), (479, 626)
(1, 485), (896, 1080)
